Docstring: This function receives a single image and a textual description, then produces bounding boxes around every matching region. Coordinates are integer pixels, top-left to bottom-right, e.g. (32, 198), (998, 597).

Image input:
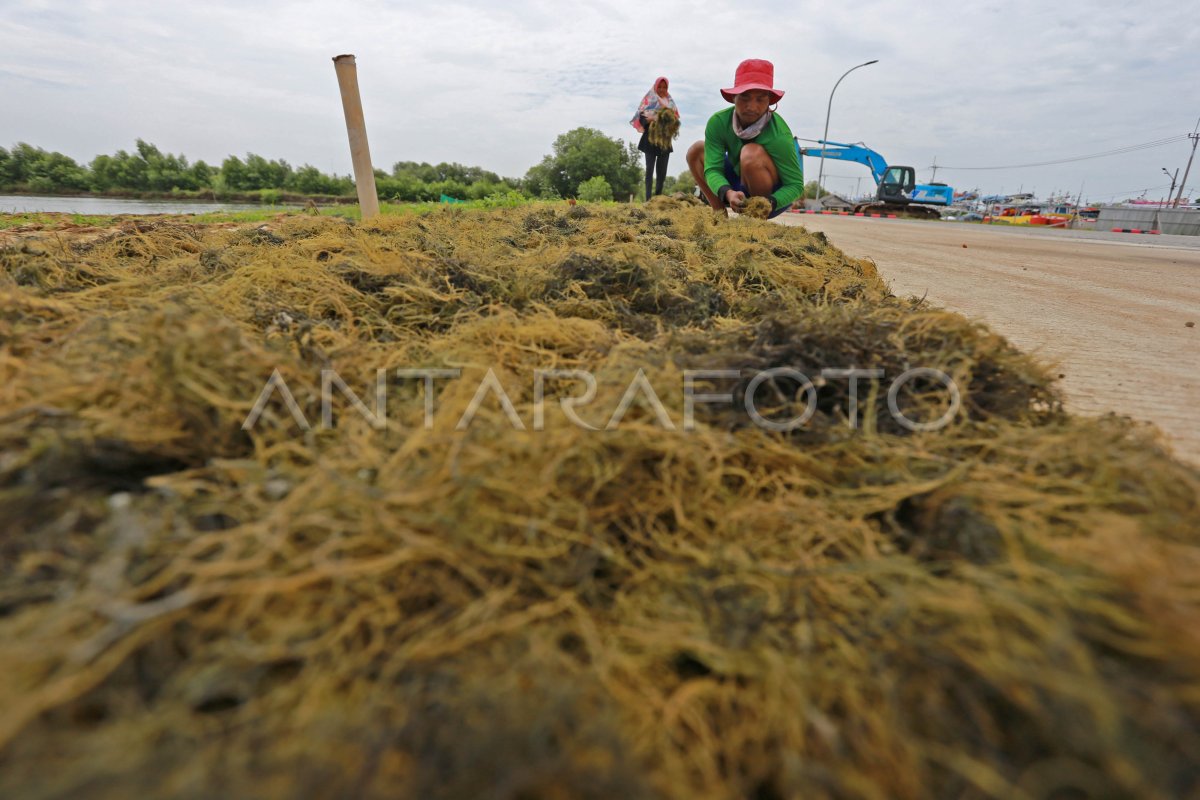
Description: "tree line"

(0, 130), (675, 203)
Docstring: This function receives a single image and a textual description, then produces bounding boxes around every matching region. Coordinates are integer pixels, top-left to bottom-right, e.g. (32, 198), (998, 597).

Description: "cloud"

(1, 0), (1198, 200)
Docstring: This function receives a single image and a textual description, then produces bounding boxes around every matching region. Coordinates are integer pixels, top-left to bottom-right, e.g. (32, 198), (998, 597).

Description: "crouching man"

(687, 58), (804, 218)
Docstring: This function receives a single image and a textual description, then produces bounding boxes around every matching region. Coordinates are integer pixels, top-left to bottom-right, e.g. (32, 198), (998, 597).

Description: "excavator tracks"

(852, 202), (942, 220)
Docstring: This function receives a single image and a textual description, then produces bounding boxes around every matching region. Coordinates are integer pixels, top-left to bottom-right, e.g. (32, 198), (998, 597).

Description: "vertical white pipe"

(332, 54), (380, 220)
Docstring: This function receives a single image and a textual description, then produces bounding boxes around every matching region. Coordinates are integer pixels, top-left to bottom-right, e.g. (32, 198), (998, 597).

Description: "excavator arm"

(794, 138), (889, 185)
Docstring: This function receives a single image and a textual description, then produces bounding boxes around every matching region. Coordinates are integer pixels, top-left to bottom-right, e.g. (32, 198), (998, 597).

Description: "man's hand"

(726, 190), (747, 213)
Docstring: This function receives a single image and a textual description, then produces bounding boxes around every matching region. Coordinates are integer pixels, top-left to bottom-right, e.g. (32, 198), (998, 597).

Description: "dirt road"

(776, 215), (1200, 465)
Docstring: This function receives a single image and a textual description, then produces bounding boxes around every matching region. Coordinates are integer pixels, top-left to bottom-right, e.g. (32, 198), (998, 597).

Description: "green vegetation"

(374, 161), (519, 203)
(0, 212), (121, 230)
(2, 130), (650, 205)
(523, 127), (642, 200)
(0, 140), (525, 203)
(577, 175), (613, 202)
(0, 190), (558, 231)
(0, 140), (351, 201)
(672, 170), (696, 196)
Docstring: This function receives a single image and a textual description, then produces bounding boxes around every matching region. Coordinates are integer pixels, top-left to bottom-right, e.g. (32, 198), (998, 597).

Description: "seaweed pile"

(1, 199), (1197, 799)
(648, 108), (681, 151)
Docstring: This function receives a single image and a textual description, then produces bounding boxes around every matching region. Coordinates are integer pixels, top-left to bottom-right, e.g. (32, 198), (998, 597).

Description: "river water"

(0, 194), (296, 215)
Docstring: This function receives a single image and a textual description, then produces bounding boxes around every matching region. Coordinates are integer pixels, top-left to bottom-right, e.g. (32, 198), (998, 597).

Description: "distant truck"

(795, 138), (954, 219)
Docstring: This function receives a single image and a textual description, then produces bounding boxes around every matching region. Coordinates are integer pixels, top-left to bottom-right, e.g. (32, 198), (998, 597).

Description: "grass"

(1, 190), (539, 231)
(0, 212), (124, 230)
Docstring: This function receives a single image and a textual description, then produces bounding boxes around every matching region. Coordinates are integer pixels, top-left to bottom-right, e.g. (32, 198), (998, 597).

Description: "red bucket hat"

(721, 58), (784, 104)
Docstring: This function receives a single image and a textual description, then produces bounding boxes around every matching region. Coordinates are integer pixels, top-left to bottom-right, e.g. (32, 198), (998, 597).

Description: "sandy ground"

(777, 214), (1200, 465)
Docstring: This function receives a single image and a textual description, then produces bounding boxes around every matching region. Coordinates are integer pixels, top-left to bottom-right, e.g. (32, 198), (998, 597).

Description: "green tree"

(392, 161), (438, 183)
(466, 180), (506, 201)
(90, 148), (146, 191)
(2, 140), (514, 199)
(5, 143), (41, 185)
(429, 179), (468, 202)
(389, 160), (511, 197)
(288, 164), (351, 196)
(136, 140), (200, 191)
(577, 175), (613, 202)
(522, 161), (560, 199)
(190, 160), (215, 189)
(8, 144), (89, 191)
(673, 170), (696, 197)
(89, 154), (118, 191)
(244, 154), (292, 189)
(0, 146), (17, 187)
(220, 153), (292, 190)
(524, 128), (641, 200)
(209, 171), (231, 200)
(374, 172), (424, 202)
(220, 155), (248, 190)
(85, 141), (204, 192)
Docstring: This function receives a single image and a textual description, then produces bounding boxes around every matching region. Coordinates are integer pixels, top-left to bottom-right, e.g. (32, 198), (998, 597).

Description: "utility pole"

(929, 156), (938, 183)
(1174, 116), (1199, 208)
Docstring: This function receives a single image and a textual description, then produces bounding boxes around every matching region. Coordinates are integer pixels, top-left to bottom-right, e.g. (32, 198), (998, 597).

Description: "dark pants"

(722, 153), (788, 219)
(645, 151), (670, 200)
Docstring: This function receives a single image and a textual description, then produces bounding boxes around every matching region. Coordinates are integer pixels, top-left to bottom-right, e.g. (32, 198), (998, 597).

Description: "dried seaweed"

(0, 203), (1197, 800)
(648, 108), (681, 151)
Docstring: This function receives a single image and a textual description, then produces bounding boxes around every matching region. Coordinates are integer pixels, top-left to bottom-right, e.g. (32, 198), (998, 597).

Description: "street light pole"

(815, 59), (878, 206)
(1162, 167), (1179, 208)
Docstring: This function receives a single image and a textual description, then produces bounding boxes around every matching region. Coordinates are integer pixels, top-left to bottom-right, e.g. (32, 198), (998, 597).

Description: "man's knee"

(739, 144), (779, 193)
(686, 140), (705, 162)
(739, 143), (770, 170)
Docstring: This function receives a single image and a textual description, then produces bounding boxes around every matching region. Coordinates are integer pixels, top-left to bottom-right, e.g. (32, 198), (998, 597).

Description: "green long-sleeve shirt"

(704, 107), (805, 211)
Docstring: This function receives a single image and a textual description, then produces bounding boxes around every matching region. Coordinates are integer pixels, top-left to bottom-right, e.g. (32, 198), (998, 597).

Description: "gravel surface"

(777, 214), (1200, 464)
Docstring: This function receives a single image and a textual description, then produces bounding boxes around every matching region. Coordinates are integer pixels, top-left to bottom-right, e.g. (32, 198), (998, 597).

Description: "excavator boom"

(795, 139), (889, 184)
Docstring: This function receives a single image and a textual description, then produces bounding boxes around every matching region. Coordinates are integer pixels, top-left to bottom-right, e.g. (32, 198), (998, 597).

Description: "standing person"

(686, 59), (804, 218)
(631, 77), (679, 201)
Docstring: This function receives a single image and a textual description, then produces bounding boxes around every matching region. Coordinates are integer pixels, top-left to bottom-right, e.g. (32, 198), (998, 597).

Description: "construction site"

(792, 135), (1200, 236)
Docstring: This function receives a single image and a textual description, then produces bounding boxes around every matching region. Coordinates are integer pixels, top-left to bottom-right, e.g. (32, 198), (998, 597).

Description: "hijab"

(631, 77), (678, 132)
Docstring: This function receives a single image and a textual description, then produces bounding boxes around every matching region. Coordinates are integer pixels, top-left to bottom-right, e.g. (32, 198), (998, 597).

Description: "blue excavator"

(794, 138), (954, 219)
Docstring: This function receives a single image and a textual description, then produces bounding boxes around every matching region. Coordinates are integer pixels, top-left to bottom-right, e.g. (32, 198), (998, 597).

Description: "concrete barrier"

(1097, 206), (1158, 230)
(1095, 206), (1200, 236)
(1157, 209), (1200, 236)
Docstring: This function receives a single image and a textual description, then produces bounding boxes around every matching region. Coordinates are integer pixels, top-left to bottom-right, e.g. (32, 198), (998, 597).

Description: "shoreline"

(0, 189), (357, 206)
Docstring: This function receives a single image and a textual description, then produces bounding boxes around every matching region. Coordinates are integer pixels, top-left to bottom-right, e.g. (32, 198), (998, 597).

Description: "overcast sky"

(2, 0), (1198, 203)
